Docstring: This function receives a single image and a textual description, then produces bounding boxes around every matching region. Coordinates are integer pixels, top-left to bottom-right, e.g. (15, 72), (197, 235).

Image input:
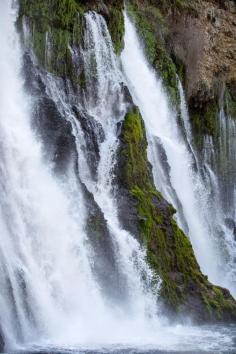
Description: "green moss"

(119, 105), (236, 320)
(224, 88), (236, 119)
(202, 286), (236, 320)
(121, 107), (150, 187)
(190, 101), (219, 148)
(106, 6), (125, 54)
(18, 0), (125, 78)
(190, 84), (236, 149)
(19, 0), (81, 32)
(18, 0), (84, 78)
(120, 106), (196, 307)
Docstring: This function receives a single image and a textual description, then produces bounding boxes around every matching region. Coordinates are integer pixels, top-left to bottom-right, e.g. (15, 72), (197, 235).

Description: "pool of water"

(5, 324), (236, 354)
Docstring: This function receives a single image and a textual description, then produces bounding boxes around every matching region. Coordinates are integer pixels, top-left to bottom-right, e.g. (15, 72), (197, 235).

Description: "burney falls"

(0, 0), (236, 353)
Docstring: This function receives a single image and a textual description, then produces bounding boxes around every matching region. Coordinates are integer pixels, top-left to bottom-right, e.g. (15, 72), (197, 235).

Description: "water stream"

(0, 1), (235, 352)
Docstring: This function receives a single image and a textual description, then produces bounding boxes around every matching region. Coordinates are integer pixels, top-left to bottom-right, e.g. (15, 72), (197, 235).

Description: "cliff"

(18, 0), (236, 323)
(116, 106), (236, 322)
(127, 0), (236, 145)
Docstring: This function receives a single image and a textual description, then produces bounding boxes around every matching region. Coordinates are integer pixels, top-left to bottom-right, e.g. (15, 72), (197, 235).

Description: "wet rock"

(22, 53), (47, 97)
(120, 83), (133, 105)
(0, 330), (4, 353)
(115, 105), (236, 324)
(33, 96), (76, 173)
(72, 106), (105, 178)
(225, 217), (236, 229)
(81, 183), (129, 302)
(22, 53), (76, 172)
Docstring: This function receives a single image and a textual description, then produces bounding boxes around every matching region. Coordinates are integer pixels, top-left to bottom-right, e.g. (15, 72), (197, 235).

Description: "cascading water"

(0, 0), (113, 348)
(39, 10), (159, 324)
(1, 1), (166, 348)
(121, 12), (236, 296)
(0, 0), (236, 352)
(202, 109), (236, 294)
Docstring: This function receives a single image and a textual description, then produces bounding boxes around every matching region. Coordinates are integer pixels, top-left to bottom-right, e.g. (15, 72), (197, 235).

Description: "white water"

(40, 10), (159, 325)
(0, 1), (235, 352)
(1, 2), (165, 349)
(0, 0), (112, 348)
(202, 110), (236, 292)
(121, 13), (236, 294)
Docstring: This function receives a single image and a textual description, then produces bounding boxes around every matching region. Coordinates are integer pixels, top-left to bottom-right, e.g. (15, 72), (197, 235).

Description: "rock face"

(168, 0), (236, 102)
(0, 332), (4, 353)
(21, 18), (122, 303)
(115, 106), (236, 323)
(167, 0), (236, 142)
(23, 53), (77, 173)
(18, 0), (236, 324)
(127, 0), (236, 143)
(72, 106), (105, 178)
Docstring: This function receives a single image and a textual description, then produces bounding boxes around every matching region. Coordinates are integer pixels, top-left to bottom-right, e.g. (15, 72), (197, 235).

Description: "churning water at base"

(121, 13), (236, 296)
(0, 0), (236, 352)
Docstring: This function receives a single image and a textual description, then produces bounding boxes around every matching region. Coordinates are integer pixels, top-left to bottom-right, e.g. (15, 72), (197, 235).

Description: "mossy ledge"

(18, 0), (124, 78)
(116, 105), (236, 323)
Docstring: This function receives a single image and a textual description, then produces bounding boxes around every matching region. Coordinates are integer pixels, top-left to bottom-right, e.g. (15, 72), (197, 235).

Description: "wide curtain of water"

(0, 1), (235, 352)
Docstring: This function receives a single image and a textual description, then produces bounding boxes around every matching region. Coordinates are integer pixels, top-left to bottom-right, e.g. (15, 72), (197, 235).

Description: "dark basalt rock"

(0, 329), (4, 353)
(81, 182), (130, 303)
(22, 53), (47, 97)
(33, 96), (76, 173)
(22, 42), (129, 305)
(120, 83), (133, 105)
(22, 53), (76, 173)
(72, 106), (105, 178)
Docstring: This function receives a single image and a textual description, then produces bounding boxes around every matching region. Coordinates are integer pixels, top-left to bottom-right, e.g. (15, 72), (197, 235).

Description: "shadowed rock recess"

(18, 0), (236, 323)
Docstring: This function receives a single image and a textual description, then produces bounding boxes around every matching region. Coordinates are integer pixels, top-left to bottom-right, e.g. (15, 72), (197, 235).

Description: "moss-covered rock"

(18, 0), (83, 79)
(126, 0), (197, 108)
(189, 80), (236, 149)
(116, 105), (236, 322)
(18, 0), (124, 80)
(101, 1), (125, 54)
(189, 99), (219, 149)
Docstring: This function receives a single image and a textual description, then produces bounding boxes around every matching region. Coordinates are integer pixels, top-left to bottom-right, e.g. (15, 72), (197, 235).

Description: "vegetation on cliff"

(126, 1), (180, 108)
(127, 0), (236, 149)
(117, 105), (236, 322)
(18, 0), (124, 79)
(18, 0), (236, 323)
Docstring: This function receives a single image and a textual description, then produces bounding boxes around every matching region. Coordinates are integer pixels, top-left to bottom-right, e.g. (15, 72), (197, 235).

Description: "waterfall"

(0, 0), (235, 351)
(1, 2), (163, 349)
(0, 0), (112, 348)
(202, 110), (236, 294)
(121, 13), (236, 296)
(39, 10), (159, 323)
